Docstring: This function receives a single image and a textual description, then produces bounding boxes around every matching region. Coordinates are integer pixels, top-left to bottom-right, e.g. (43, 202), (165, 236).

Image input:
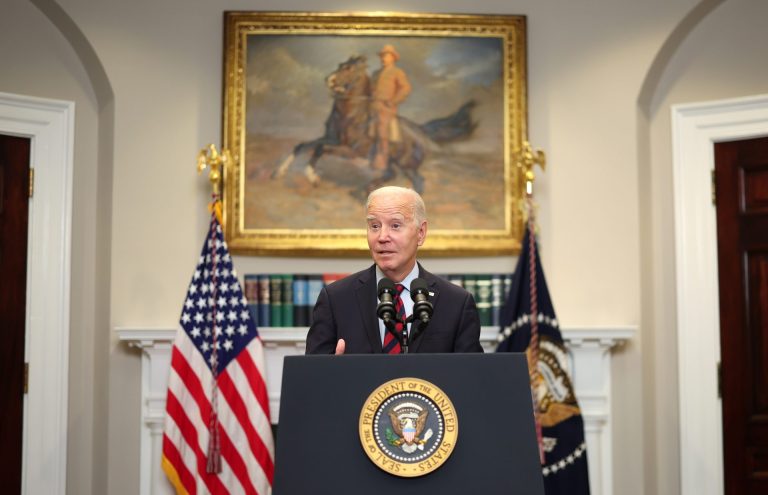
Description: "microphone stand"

(406, 315), (428, 346)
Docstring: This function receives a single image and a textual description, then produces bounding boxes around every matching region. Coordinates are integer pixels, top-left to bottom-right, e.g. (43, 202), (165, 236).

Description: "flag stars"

(189, 285), (198, 295)
(194, 313), (204, 324)
(203, 328), (211, 338)
(240, 310), (250, 320)
(238, 324), (248, 336)
(217, 296), (228, 307)
(184, 298), (194, 309)
(181, 313), (191, 324)
(197, 298), (207, 309)
(223, 340), (234, 352)
(193, 269), (201, 280)
(190, 327), (201, 339)
(219, 282), (230, 293)
(225, 325), (235, 336)
(216, 312), (225, 322)
(230, 296), (240, 307)
(201, 341), (210, 352)
(227, 310), (237, 322)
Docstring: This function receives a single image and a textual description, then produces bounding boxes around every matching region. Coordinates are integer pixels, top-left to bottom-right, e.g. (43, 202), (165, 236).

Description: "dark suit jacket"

(305, 264), (483, 354)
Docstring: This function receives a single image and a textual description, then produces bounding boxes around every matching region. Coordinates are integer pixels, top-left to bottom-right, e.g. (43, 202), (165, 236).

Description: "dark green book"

(448, 274), (464, 288)
(475, 274), (493, 326)
(270, 275), (283, 327)
(491, 273), (504, 326)
(282, 274), (294, 327)
(463, 274), (478, 305)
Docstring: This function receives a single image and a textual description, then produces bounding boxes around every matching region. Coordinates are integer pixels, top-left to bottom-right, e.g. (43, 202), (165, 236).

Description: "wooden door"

(0, 134), (31, 494)
(715, 136), (768, 495)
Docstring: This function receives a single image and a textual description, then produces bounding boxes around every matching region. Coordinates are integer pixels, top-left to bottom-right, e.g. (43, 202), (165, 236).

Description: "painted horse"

(272, 55), (477, 195)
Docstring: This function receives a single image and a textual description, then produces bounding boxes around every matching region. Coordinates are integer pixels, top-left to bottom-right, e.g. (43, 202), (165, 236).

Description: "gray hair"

(365, 186), (427, 225)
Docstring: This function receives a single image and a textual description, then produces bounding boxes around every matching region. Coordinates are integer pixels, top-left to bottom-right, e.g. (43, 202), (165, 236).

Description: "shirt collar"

(375, 262), (420, 294)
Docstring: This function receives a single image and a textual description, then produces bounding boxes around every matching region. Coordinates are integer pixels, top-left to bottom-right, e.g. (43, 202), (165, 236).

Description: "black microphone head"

(378, 277), (396, 298)
(410, 278), (428, 296)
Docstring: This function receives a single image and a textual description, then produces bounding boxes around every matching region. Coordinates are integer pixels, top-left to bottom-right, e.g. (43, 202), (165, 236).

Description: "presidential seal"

(359, 378), (458, 477)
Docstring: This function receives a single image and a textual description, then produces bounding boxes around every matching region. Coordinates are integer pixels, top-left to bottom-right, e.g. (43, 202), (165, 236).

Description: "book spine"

(322, 273), (347, 286)
(447, 274), (464, 288)
(503, 272), (513, 302)
(257, 274), (270, 327)
(307, 275), (324, 325)
(463, 274), (478, 305)
(491, 273), (503, 326)
(270, 275), (283, 327)
(475, 274), (493, 327)
(282, 274), (294, 327)
(293, 275), (309, 327)
(244, 274), (260, 326)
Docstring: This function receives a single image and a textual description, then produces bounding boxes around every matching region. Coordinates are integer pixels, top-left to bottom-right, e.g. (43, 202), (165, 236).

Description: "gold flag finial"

(197, 144), (232, 197)
(516, 141), (546, 197)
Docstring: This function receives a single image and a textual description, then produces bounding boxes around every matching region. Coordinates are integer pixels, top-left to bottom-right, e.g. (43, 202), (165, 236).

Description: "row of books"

(243, 272), (515, 328)
(443, 273), (514, 327)
(243, 274), (348, 329)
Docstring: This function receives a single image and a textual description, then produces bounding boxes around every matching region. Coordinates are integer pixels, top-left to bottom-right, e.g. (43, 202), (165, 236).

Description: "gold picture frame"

(223, 11), (527, 256)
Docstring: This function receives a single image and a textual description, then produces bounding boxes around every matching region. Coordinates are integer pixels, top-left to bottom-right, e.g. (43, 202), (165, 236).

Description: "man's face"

(366, 193), (427, 281)
(379, 52), (395, 67)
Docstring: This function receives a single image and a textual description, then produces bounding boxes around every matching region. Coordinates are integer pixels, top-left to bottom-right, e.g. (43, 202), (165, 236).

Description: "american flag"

(162, 210), (274, 494)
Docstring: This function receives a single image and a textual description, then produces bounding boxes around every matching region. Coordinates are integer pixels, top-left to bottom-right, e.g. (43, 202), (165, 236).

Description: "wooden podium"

(273, 353), (545, 494)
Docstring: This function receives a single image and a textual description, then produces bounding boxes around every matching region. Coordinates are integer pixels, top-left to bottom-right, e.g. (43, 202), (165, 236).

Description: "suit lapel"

(409, 264), (440, 353)
(356, 265), (382, 353)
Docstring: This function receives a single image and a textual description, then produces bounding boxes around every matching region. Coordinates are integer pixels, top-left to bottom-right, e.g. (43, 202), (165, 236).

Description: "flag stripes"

(165, 334), (272, 494)
(162, 210), (274, 494)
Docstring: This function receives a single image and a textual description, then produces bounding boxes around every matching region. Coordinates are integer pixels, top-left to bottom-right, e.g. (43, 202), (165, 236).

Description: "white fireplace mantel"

(117, 325), (633, 495)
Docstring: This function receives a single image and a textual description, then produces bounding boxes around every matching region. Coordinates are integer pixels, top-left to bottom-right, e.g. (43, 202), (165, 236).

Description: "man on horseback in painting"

(271, 48), (478, 199)
(370, 44), (412, 174)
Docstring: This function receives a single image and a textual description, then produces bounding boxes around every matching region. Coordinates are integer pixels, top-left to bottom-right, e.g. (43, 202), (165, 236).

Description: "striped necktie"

(382, 283), (406, 354)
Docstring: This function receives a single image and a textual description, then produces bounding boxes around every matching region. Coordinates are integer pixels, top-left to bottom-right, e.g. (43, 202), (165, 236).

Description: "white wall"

(4, 0), (768, 493)
(643, 1), (768, 493)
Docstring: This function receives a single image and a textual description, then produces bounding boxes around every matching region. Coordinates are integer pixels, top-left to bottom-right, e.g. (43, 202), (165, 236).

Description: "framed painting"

(222, 11), (528, 255)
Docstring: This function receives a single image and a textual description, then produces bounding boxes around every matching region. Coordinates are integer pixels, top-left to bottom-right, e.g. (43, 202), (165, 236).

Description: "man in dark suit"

(306, 186), (483, 354)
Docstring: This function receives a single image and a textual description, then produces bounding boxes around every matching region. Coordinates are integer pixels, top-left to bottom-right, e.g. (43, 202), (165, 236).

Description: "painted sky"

(244, 34), (505, 145)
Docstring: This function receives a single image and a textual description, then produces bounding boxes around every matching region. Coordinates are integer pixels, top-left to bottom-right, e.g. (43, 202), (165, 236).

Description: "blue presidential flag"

(497, 227), (590, 495)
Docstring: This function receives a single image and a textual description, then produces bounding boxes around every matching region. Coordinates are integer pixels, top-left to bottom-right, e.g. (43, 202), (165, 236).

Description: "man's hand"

(335, 339), (346, 355)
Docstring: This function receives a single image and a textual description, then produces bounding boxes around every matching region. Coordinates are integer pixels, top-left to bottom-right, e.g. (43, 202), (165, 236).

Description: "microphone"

(410, 278), (433, 324)
(377, 278), (397, 323)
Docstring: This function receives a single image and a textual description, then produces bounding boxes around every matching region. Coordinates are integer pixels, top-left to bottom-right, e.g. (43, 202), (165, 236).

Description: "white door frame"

(672, 93), (768, 495)
(0, 91), (74, 495)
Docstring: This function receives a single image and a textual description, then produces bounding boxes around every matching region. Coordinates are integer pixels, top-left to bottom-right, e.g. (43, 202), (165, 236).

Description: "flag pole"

(197, 143), (232, 222)
(515, 141), (546, 464)
(196, 143), (232, 473)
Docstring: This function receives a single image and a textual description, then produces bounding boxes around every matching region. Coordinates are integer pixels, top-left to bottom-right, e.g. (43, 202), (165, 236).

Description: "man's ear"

(416, 221), (427, 246)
